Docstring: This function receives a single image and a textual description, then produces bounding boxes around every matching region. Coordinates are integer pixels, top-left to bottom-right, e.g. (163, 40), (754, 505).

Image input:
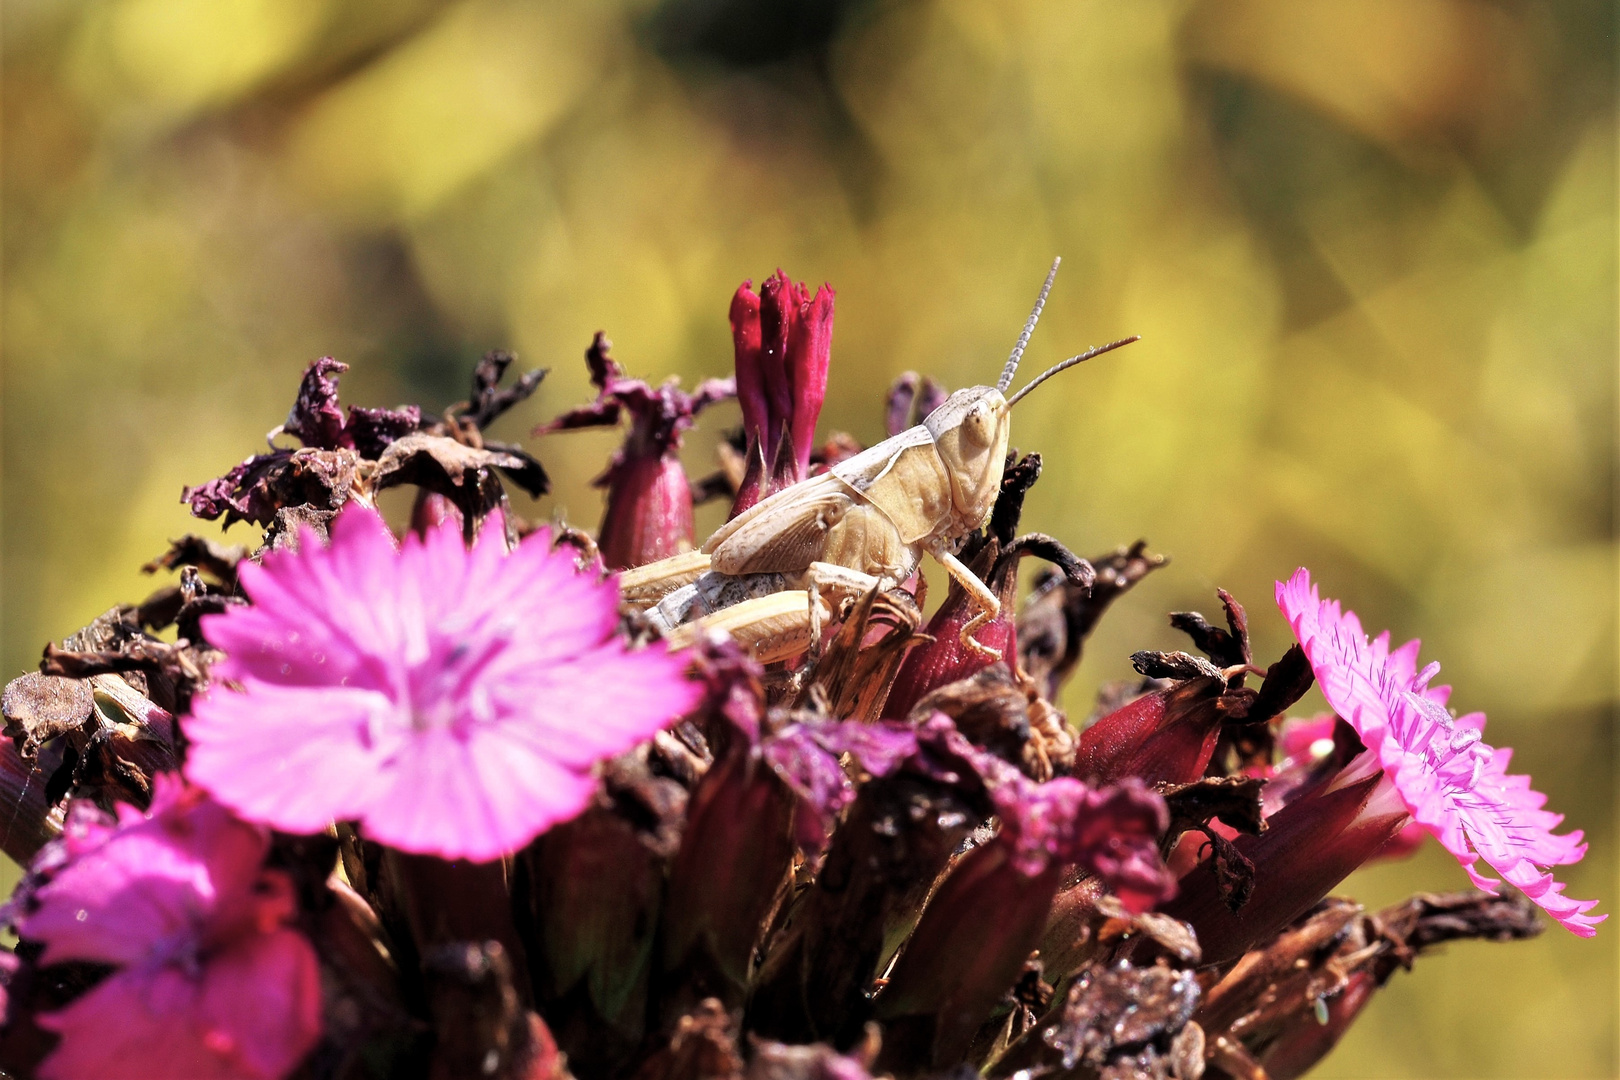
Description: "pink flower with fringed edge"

(186, 503), (702, 861)
(1277, 568), (1603, 937)
(18, 777), (321, 1080)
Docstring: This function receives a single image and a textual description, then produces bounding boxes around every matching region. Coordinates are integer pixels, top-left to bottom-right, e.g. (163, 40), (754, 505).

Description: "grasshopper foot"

(960, 627), (1002, 662)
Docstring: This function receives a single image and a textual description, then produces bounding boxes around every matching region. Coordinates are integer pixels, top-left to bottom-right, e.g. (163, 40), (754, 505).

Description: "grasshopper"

(619, 258), (1136, 664)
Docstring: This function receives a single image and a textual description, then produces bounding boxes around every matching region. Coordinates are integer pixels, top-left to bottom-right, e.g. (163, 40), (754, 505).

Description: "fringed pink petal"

(1277, 567), (1603, 936)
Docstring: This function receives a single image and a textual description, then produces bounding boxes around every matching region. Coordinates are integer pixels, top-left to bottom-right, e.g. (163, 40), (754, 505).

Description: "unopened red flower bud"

(729, 272), (834, 516)
(597, 452), (694, 571)
(884, 463), (1090, 720)
(1162, 751), (1408, 966)
(1075, 677), (1225, 786)
(874, 773), (1171, 1070)
(410, 489), (463, 538)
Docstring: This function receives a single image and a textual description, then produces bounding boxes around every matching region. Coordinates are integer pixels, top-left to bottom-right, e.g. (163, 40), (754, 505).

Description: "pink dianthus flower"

(18, 777), (321, 1080)
(1277, 568), (1603, 936)
(186, 503), (702, 861)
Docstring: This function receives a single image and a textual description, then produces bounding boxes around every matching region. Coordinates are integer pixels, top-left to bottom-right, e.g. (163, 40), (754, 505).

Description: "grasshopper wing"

(704, 471), (859, 574)
(831, 425), (951, 544)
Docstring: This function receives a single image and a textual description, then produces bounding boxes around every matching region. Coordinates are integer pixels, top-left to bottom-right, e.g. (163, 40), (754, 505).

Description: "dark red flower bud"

(874, 774), (1172, 1069)
(539, 333), (733, 570)
(410, 489), (463, 538)
(882, 544), (1013, 720)
(596, 452), (693, 571)
(729, 272), (835, 516)
(1161, 751), (1409, 966)
(884, 457), (1090, 719)
(1075, 676), (1226, 786)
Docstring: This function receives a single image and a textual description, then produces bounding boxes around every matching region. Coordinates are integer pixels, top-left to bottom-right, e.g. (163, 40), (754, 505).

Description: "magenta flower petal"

(22, 780), (266, 966)
(1276, 568), (1604, 936)
(37, 929), (321, 1080)
(18, 781), (321, 1080)
(187, 502), (702, 861)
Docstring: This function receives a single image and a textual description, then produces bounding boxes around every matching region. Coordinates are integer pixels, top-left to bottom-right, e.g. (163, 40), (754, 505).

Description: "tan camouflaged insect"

(621, 258), (1137, 663)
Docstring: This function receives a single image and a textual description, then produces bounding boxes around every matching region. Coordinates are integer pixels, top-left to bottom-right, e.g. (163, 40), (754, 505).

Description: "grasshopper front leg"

(930, 546), (1002, 661)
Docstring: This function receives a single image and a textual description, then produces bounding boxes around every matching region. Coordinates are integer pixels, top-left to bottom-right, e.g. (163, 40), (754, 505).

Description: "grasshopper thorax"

(924, 385), (1012, 532)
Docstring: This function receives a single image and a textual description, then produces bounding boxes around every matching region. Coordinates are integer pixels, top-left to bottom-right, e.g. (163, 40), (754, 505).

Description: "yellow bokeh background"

(2, 2), (1613, 1075)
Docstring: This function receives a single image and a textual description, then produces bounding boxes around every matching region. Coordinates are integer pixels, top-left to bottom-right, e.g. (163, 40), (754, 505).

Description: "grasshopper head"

(924, 385), (1011, 529)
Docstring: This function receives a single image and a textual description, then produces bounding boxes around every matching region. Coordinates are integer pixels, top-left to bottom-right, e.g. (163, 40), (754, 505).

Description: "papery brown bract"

(1197, 890), (1542, 1080)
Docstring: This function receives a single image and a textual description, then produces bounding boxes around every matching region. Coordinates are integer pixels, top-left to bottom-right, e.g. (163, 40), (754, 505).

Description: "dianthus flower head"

(17, 776), (321, 1080)
(1277, 568), (1603, 936)
(185, 502), (702, 861)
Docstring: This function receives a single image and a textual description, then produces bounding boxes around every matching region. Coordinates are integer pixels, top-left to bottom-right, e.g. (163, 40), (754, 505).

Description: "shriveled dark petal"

(762, 718), (920, 849)
(1247, 645), (1315, 726)
(1043, 960), (1200, 1073)
(1168, 589), (1252, 674)
(181, 451), (291, 526)
(913, 377), (948, 425)
(907, 667), (1035, 769)
(284, 356), (352, 449)
(810, 720), (920, 779)
(464, 350), (547, 431)
(885, 373), (921, 437)
(1132, 651), (1227, 682)
(539, 396), (624, 433)
(1161, 776), (1267, 843)
(762, 726), (853, 850)
(266, 504), (338, 552)
(685, 634), (766, 751)
(344, 404), (422, 457)
(374, 432), (520, 530)
(139, 535), (246, 585)
(1019, 541), (1169, 701)
(1062, 781), (1177, 912)
(377, 433), (524, 487)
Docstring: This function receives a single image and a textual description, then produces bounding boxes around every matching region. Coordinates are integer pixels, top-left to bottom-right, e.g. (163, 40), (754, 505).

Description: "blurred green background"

(2, 1), (1614, 1075)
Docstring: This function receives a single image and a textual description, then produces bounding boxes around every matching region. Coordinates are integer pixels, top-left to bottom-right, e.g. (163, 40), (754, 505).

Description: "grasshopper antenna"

(997, 256), (1062, 393)
(1006, 336), (1139, 407)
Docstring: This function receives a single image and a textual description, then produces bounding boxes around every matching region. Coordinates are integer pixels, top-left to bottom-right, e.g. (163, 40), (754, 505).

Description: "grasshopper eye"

(961, 400), (994, 447)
